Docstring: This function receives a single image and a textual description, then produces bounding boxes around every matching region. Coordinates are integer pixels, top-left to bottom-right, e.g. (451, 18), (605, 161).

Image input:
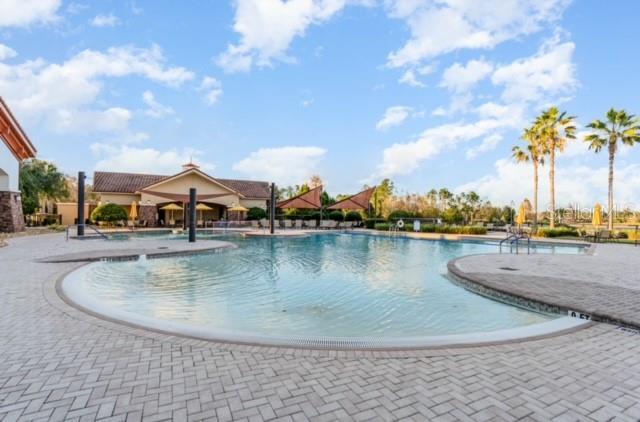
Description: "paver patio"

(1, 233), (640, 421)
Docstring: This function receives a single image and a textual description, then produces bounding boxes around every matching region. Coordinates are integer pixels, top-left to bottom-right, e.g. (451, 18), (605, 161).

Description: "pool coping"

(447, 255), (639, 330)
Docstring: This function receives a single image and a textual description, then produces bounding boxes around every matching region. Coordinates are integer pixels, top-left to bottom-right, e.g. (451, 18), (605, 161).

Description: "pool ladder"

(66, 224), (109, 241)
(499, 232), (530, 254)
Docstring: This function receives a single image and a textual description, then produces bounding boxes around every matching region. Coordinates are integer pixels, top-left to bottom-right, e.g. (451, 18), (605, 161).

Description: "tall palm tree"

(512, 125), (545, 231)
(585, 108), (640, 230)
(537, 107), (576, 229)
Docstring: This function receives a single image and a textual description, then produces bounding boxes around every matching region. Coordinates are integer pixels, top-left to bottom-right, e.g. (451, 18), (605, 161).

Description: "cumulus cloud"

(465, 134), (502, 159)
(385, 0), (571, 67)
(92, 144), (214, 174)
(0, 0), (61, 27)
(457, 158), (640, 208)
(376, 106), (414, 131)
(199, 76), (223, 105)
(216, 0), (371, 73)
(91, 13), (120, 27)
(0, 44), (17, 61)
(233, 146), (327, 185)
(398, 63), (436, 87)
(51, 107), (132, 133)
(492, 39), (577, 104)
(142, 91), (174, 118)
(440, 58), (493, 92)
(0, 44), (194, 132)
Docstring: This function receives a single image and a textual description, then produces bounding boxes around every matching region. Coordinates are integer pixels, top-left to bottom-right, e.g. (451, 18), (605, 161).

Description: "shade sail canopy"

(160, 203), (183, 211)
(327, 187), (376, 210)
(196, 203), (213, 211)
(592, 203), (603, 226)
(276, 185), (323, 209)
(129, 201), (138, 219)
(228, 205), (249, 212)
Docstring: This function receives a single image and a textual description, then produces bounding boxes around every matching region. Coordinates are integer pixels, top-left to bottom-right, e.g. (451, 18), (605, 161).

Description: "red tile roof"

(93, 171), (270, 199)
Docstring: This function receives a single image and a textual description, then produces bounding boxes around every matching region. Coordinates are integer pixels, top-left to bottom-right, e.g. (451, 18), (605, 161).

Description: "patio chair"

(294, 220), (303, 229)
(597, 229), (617, 243)
(319, 220), (331, 229)
(169, 219), (175, 227)
(343, 221), (353, 229)
(305, 220), (318, 229)
(284, 219), (293, 229)
(250, 220), (260, 228)
(259, 218), (268, 228)
(330, 220), (339, 229)
(197, 219), (204, 227)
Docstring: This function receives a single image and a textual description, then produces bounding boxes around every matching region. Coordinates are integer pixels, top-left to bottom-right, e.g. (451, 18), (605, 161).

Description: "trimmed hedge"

(535, 227), (578, 238)
(91, 203), (127, 223)
(247, 207), (267, 220)
(364, 218), (386, 229)
(373, 223), (487, 235)
(344, 211), (363, 221)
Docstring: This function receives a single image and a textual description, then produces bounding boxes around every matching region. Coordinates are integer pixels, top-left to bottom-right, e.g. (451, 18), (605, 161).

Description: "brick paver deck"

(1, 233), (640, 421)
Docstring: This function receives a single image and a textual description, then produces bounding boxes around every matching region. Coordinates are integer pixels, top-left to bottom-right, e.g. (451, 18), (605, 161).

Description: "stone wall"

(139, 205), (157, 227)
(0, 191), (25, 233)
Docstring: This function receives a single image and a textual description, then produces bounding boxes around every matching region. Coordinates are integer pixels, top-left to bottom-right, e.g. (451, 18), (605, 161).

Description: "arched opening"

(0, 167), (9, 191)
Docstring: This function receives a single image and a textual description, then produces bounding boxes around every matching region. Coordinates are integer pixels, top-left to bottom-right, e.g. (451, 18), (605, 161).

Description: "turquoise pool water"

(64, 234), (583, 338)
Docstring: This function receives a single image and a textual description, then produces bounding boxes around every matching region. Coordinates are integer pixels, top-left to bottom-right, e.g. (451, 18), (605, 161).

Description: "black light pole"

(189, 188), (197, 242)
(269, 183), (276, 234)
(77, 171), (86, 236)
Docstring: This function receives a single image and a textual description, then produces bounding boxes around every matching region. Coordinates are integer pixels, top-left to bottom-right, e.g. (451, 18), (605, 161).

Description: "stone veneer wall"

(0, 191), (25, 233)
(139, 205), (157, 227)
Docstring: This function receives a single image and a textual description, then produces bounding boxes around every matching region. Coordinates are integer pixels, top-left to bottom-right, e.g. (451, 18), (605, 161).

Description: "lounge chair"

(294, 220), (303, 229)
(259, 218), (268, 228)
(319, 220), (331, 229)
(597, 229), (617, 243)
(343, 221), (353, 229)
(284, 219), (293, 229)
(250, 220), (260, 228)
(305, 220), (318, 229)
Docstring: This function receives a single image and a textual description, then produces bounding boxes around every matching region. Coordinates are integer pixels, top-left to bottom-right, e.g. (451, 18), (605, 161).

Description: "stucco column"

(0, 191), (25, 232)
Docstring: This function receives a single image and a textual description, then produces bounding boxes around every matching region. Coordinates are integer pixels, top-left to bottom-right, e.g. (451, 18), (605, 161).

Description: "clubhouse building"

(92, 162), (269, 226)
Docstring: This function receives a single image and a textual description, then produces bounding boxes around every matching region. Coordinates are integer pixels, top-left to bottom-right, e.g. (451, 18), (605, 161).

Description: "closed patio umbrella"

(516, 204), (526, 226)
(129, 200), (138, 220)
(592, 203), (603, 227)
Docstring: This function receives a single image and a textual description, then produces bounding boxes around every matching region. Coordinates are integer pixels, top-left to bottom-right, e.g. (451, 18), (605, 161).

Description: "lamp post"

(189, 188), (196, 242)
(77, 171), (86, 236)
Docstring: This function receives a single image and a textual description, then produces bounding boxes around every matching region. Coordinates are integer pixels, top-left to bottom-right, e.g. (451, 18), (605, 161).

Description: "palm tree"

(512, 125), (545, 231)
(537, 107), (576, 229)
(585, 108), (640, 230)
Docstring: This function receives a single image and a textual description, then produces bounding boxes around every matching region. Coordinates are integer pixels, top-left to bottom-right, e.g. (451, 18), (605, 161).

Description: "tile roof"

(93, 171), (270, 199)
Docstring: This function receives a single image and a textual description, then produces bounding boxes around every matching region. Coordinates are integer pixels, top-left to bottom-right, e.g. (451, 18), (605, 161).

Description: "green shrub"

(344, 211), (363, 221)
(364, 218), (386, 228)
(387, 210), (415, 220)
(91, 203), (127, 223)
(535, 227), (578, 238)
(247, 207), (267, 220)
(328, 210), (344, 221)
(374, 223), (391, 231)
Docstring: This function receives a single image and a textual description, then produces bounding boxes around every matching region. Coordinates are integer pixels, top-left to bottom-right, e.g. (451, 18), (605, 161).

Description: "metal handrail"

(66, 224), (109, 241)
(500, 232), (530, 254)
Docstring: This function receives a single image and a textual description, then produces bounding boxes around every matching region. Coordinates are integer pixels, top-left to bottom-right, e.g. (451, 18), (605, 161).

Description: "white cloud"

(375, 116), (520, 177)
(385, 0), (571, 67)
(431, 92), (473, 117)
(0, 44), (17, 61)
(376, 106), (413, 131)
(142, 91), (174, 118)
(465, 134), (502, 159)
(492, 40), (577, 104)
(440, 58), (493, 92)
(301, 98), (314, 107)
(0, 44), (194, 132)
(457, 158), (640, 208)
(199, 76), (223, 105)
(398, 63), (436, 87)
(233, 146), (327, 185)
(216, 0), (371, 73)
(91, 13), (120, 27)
(92, 144), (214, 174)
(0, 0), (61, 27)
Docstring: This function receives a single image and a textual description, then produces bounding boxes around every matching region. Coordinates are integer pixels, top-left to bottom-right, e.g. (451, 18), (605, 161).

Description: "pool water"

(64, 234), (583, 339)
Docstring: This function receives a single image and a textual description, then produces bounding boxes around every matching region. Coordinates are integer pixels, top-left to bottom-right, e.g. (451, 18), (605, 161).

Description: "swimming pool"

(62, 233), (587, 348)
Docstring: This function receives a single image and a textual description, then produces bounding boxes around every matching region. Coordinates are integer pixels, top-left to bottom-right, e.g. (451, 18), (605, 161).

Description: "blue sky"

(1, 0), (639, 207)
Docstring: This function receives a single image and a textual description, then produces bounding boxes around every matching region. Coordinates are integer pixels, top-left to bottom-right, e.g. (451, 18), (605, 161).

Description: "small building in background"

(0, 97), (37, 233)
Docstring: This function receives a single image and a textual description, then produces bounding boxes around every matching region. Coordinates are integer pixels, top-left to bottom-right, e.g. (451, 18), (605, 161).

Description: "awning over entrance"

(276, 186), (323, 209)
(327, 187), (376, 210)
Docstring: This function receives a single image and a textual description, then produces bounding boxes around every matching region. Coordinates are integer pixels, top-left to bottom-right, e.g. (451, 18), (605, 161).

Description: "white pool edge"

(60, 268), (590, 350)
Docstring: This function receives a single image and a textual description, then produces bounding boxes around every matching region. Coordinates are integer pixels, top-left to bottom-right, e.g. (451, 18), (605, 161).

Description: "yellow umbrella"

(516, 204), (527, 226)
(592, 203), (603, 227)
(227, 205), (249, 212)
(196, 203), (213, 222)
(129, 200), (138, 220)
(160, 203), (183, 225)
